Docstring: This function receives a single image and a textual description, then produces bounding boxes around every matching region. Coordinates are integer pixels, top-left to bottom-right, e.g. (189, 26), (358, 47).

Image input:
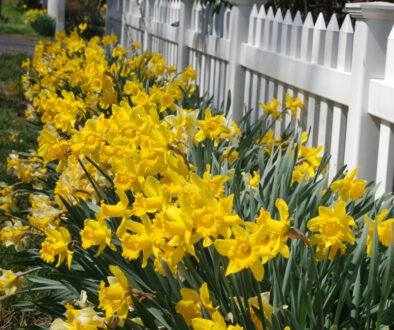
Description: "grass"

(0, 0), (52, 39)
(0, 53), (51, 329)
(0, 54), (37, 184)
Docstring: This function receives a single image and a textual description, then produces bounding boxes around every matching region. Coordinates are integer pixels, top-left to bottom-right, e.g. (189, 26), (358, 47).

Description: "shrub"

(30, 12), (55, 37)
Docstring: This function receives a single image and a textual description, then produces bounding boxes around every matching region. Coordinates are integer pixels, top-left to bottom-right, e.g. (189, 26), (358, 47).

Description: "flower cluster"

(1, 28), (392, 329)
(25, 8), (47, 23)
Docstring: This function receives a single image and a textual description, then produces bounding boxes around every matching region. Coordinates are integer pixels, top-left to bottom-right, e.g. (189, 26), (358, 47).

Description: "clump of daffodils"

(0, 27), (392, 329)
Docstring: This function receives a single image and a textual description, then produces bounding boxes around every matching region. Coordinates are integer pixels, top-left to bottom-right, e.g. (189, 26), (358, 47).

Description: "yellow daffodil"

(0, 220), (29, 251)
(215, 225), (265, 281)
(40, 227), (74, 269)
(50, 303), (106, 329)
(248, 292), (274, 326)
(259, 98), (282, 121)
(285, 93), (303, 120)
(195, 108), (231, 146)
(98, 265), (132, 321)
(331, 168), (365, 202)
(364, 209), (394, 256)
(307, 201), (356, 261)
(176, 283), (217, 326)
(0, 269), (26, 295)
(192, 310), (244, 330)
(80, 216), (116, 257)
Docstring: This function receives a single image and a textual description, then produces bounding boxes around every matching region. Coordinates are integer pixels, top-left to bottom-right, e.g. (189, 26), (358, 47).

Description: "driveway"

(0, 35), (38, 56)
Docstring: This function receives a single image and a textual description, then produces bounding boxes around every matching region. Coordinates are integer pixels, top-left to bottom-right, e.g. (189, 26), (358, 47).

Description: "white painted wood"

(376, 121), (394, 196)
(223, 6), (232, 40)
(248, 4), (259, 45)
(330, 104), (346, 179)
(384, 25), (394, 84)
(289, 11), (302, 58)
(280, 10), (292, 56)
(255, 6), (266, 47)
(272, 9), (283, 53)
(317, 99), (329, 149)
(324, 14), (339, 68)
(244, 69), (252, 119)
(311, 13), (326, 64)
(263, 7), (274, 50)
(239, 44), (352, 105)
(345, 2), (394, 183)
(300, 12), (314, 61)
(306, 94), (316, 147)
(225, 3), (254, 122)
(250, 72), (259, 121)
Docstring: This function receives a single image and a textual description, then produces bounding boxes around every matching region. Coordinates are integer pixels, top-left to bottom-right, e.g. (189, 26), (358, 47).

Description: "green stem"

(309, 247), (324, 329)
(272, 258), (285, 305)
(252, 276), (268, 330)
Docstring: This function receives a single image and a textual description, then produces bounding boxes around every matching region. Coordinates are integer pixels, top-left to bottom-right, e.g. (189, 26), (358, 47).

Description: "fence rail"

(106, 0), (394, 195)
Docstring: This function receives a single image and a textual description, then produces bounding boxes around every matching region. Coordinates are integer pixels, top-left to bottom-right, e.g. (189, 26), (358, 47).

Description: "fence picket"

(248, 4), (259, 45)
(280, 10), (292, 56)
(272, 9), (283, 53)
(263, 7), (274, 50)
(330, 104), (346, 178)
(255, 6), (266, 47)
(300, 12), (314, 61)
(289, 11), (302, 58)
(337, 15), (353, 72)
(325, 14), (339, 68)
(311, 12), (326, 64)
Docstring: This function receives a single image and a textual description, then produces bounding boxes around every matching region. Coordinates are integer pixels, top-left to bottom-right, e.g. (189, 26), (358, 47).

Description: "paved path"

(0, 35), (38, 56)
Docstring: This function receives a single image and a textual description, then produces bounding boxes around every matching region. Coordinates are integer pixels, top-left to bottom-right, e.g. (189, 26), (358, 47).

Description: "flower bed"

(0, 30), (393, 329)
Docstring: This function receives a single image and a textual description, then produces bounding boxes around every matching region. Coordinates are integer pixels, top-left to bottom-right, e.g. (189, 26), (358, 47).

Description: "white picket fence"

(106, 0), (394, 195)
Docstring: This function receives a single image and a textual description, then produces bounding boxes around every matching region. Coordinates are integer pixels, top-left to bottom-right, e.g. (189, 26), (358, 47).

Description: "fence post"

(226, 0), (266, 123)
(47, 0), (65, 32)
(344, 2), (394, 182)
(120, 0), (128, 48)
(176, 0), (193, 72)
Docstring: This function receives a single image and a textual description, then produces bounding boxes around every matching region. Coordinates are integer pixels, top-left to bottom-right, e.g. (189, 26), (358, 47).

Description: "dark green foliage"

(30, 13), (55, 37)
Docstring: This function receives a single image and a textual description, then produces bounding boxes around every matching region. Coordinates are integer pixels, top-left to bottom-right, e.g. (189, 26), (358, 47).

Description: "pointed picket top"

(283, 9), (292, 24)
(314, 12), (326, 30)
(312, 12), (327, 64)
(280, 9), (292, 55)
(293, 11), (302, 26)
(212, 8), (219, 36)
(257, 5), (266, 20)
(274, 8), (283, 23)
(340, 14), (353, 33)
(300, 12), (314, 61)
(271, 8), (283, 52)
(223, 6), (232, 39)
(200, 1), (207, 33)
(266, 6), (275, 21)
(175, 0), (181, 21)
(169, 0), (175, 23)
(262, 7), (274, 50)
(207, 2), (214, 35)
(215, 4), (225, 37)
(303, 11), (314, 28)
(324, 13), (339, 67)
(337, 14), (354, 72)
(191, 0), (196, 30)
(327, 13), (339, 32)
(195, 0), (203, 32)
(250, 3), (259, 19)
(248, 4), (259, 45)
